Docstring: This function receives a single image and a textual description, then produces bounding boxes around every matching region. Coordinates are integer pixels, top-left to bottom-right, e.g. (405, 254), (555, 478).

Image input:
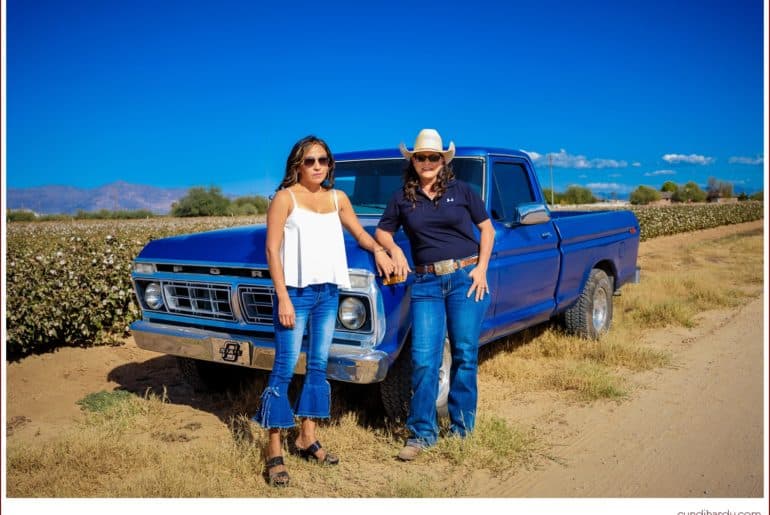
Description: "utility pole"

(549, 153), (554, 205)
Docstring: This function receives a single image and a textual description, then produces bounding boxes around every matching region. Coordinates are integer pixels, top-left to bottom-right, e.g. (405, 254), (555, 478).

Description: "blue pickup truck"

(130, 147), (640, 419)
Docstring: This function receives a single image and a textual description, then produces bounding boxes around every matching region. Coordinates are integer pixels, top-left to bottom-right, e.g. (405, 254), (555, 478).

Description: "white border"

(2, 0), (10, 509)
(1, 1), (768, 514)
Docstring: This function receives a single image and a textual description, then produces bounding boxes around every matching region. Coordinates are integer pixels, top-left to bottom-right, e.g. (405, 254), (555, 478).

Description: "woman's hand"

(373, 250), (395, 277)
(277, 297), (296, 328)
(466, 266), (489, 302)
(389, 245), (411, 278)
(467, 219), (494, 302)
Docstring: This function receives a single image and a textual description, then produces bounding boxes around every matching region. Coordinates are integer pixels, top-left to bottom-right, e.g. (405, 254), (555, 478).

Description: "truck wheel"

(379, 337), (451, 421)
(564, 269), (614, 339)
(176, 357), (251, 392)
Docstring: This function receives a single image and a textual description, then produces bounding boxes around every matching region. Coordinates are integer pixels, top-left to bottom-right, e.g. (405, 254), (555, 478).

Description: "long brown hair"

(402, 158), (455, 205)
(276, 135), (336, 191)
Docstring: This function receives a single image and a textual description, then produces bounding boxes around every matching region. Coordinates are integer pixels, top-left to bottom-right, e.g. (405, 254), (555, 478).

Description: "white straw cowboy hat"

(399, 128), (455, 163)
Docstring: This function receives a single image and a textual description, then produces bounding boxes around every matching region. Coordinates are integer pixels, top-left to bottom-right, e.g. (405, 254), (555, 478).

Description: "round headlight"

(338, 297), (366, 330)
(144, 283), (164, 310)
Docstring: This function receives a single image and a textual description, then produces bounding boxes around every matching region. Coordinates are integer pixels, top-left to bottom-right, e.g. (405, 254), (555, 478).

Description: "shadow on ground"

(107, 356), (391, 434)
(106, 318), (557, 444)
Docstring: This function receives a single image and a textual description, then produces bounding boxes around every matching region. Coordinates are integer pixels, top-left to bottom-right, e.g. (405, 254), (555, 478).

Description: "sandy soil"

(478, 296), (765, 497)
(5, 220), (767, 498)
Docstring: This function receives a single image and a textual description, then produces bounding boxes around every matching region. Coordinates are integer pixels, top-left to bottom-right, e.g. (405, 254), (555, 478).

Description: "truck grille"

(162, 281), (234, 320)
(239, 286), (275, 324)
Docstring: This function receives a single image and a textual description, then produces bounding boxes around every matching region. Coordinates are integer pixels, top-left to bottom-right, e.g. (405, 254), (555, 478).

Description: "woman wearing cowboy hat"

(375, 128), (494, 461)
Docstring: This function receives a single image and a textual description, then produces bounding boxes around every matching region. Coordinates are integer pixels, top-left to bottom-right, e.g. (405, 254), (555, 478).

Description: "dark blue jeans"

(253, 283), (339, 429)
(407, 265), (491, 448)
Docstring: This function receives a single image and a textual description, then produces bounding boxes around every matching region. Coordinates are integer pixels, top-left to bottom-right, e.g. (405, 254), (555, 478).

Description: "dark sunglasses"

(302, 156), (330, 167)
(413, 154), (442, 163)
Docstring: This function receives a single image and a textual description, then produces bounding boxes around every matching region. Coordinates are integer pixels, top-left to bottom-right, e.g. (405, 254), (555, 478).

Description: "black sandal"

(294, 440), (339, 465)
(265, 456), (290, 487)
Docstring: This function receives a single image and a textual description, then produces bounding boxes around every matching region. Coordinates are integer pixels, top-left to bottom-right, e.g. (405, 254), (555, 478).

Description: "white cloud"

(728, 155), (764, 165)
(644, 169), (676, 176)
(520, 149), (542, 161)
(608, 173), (622, 178)
(632, 162), (642, 167)
(524, 149), (628, 169)
(662, 153), (715, 165)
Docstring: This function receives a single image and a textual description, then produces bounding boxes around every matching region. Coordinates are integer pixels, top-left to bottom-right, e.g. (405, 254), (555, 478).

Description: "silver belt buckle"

(433, 259), (456, 275)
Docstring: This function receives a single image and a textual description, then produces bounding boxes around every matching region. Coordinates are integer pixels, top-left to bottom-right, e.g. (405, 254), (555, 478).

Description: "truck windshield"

(334, 157), (484, 214)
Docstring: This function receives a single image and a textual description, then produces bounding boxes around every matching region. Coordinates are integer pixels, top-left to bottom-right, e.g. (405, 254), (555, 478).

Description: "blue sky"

(5, 0), (767, 198)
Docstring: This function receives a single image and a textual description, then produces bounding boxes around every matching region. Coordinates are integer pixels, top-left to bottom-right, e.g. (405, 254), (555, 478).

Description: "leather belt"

(414, 255), (479, 275)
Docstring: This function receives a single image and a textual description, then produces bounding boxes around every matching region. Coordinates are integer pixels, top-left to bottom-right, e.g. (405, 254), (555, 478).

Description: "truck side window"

(490, 162), (535, 221)
(452, 158), (484, 199)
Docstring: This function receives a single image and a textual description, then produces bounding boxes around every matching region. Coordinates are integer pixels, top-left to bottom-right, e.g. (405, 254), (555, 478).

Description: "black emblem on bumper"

(220, 341), (243, 362)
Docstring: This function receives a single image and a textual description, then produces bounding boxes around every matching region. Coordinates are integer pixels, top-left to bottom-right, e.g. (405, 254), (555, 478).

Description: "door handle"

(541, 232), (552, 239)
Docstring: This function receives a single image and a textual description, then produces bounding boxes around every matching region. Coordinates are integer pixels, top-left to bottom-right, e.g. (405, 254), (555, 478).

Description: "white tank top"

(281, 189), (351, 289)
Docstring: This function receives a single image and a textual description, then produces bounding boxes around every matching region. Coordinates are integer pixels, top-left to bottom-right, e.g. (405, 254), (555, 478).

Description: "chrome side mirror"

(512, 202), (551, 225)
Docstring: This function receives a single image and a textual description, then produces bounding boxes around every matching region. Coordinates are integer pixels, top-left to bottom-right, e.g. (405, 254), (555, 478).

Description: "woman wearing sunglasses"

(254, 135), (395, 487)
(375, 128), (494, 461)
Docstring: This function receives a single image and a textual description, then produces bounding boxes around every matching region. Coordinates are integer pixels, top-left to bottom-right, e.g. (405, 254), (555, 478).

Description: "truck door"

(486, 158), (560, 339)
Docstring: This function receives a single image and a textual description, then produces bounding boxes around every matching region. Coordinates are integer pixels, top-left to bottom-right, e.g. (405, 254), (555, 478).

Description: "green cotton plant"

(5, 216), (264, 359)
(630, 201), (763, 241)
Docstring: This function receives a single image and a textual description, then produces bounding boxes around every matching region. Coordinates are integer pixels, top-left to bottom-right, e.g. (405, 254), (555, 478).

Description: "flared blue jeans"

(253, 283), (338, 428)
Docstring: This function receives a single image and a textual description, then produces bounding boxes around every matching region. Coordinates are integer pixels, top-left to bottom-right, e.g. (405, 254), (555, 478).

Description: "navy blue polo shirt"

(377, 179), (489, 266)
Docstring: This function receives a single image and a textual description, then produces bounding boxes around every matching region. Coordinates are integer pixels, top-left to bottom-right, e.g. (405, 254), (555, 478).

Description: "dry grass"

(623, 227), (763, 330)
(6, 223), (764, 497)
(434, 415), (541, 475)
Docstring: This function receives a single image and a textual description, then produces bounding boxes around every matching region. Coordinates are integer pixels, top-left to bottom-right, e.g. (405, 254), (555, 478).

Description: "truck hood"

(135, 217), (406, 270)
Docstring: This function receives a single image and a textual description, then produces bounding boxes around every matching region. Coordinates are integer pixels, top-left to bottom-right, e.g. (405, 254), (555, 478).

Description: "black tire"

(563, 268), (614, 339)
(176, 357), (252, 392)
(379, 337), (451, 421)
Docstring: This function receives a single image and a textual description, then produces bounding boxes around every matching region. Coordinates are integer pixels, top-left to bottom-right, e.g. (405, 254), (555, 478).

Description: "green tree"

(629, 185), (661, 205)
(542, 188), (562, 205)
(750, 191), (764, 201)
(671, 181), (707, 203)
(706, 176), (733, 200)
(232, 202), (258, 215)
(660, 180), (678, 193)
(233, 195), (269, 214)
(7, 210), (36, 222)
(561, 186), (596, 204)
(171, 186), (231, 217)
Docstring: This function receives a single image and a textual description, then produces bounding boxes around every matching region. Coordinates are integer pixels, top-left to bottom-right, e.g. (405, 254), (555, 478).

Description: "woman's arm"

(336, 191), (395, 277)
(265, 190), (295, 328)
(466, 218), (494, 301)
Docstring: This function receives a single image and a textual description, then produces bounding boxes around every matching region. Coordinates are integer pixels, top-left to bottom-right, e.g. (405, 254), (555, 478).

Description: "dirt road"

(485, 296), (765, 497)
(5, 221), (767, 499)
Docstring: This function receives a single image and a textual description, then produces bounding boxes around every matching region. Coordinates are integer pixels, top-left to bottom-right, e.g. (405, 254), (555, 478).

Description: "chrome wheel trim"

(592, 286), (608, 332)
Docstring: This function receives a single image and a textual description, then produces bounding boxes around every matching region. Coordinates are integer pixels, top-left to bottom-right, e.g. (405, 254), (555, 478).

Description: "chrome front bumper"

(130, 320), (390, 384)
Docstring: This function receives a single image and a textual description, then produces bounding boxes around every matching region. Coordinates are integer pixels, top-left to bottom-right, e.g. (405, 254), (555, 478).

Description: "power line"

(549, 153), (554, 205)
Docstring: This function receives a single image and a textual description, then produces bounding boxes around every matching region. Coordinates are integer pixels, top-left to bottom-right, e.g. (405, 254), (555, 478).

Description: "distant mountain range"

(7, 181), (190, 215)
